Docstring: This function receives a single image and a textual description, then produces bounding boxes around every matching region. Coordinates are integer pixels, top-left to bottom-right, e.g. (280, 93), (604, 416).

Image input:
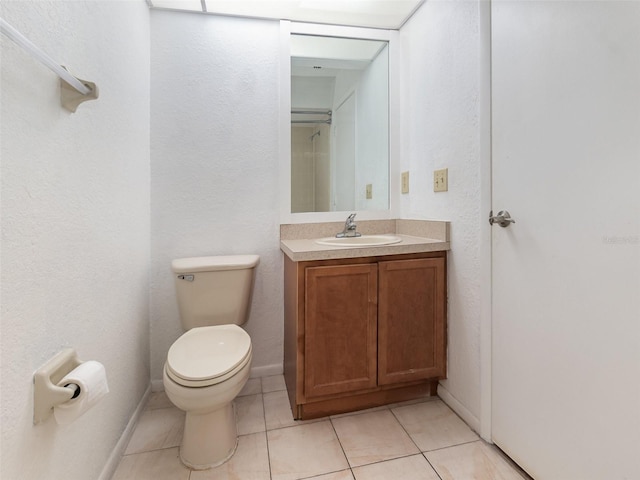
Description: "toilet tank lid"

(172, 255), (260, 273)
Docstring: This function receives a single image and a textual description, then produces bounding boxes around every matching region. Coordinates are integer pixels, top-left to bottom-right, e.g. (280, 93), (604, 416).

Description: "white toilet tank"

(171, 255), (259, 331)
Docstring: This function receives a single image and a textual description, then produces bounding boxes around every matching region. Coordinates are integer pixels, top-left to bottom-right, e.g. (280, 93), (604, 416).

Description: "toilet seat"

(166, 325), (252, 388)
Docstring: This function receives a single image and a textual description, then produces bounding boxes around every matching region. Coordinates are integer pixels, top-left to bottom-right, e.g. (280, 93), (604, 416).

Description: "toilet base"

(180, 403), (237, 470)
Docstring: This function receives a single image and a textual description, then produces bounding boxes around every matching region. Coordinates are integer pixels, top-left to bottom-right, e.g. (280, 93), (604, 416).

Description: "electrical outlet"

(401, 171), (410, 194)
(366, 184), (373, 199)
(434, 168), (448, 192)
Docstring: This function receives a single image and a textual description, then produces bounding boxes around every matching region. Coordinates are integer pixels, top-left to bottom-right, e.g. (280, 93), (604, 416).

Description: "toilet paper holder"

(33, 348), (83, 424)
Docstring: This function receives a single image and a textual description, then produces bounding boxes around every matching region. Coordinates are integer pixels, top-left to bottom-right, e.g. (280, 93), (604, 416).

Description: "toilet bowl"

(163, 325), (252, 469)
(162, 255), (259, 470)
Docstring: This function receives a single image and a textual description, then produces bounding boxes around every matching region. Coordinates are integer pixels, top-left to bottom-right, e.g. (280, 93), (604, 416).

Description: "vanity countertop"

(280, 219), (450, 262)
(280, 234), (450, 262)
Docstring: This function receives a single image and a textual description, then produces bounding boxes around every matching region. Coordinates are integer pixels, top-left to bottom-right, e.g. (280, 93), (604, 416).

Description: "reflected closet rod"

(291, 109), (332, 116)
(1, 17), (99, 111)
(291, 109), (332, 125)
(292, 119), (332, 125)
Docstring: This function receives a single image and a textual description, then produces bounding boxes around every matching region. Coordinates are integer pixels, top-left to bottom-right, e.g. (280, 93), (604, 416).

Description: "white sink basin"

(315, 235), (402, 247)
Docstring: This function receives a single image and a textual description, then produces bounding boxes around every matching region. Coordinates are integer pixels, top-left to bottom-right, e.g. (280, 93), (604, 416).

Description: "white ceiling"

(291, 34), (387, 76)
(148, 0), (425, 30)
(291, 35), (385, 62)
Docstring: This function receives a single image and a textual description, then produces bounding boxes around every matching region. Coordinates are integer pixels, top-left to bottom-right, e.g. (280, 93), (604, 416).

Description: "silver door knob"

(489, 210), (516, 227)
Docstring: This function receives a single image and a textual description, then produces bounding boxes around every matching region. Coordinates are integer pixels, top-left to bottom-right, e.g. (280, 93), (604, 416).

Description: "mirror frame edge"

(280, 21), (400, 224)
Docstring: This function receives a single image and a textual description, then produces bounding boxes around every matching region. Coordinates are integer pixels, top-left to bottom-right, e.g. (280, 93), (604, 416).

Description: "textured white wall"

(150, 11), (283, 384)
(399, 1), (482, 425)
(356, 46), (389, 211)
(291, 75), (335, 109)
(0, 1), (150, 479)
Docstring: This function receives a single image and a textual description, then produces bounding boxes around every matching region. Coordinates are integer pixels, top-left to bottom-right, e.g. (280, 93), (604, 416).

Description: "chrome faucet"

(336, 213), (361, 238)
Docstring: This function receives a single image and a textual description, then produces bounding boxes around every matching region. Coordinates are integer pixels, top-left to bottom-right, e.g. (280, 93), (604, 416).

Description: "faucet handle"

(336, 213), (360, 238)
(345, 213), (357, 229)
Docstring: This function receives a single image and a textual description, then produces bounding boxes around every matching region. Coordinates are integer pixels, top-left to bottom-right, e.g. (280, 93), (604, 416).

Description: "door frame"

(478, 0), (493, 442)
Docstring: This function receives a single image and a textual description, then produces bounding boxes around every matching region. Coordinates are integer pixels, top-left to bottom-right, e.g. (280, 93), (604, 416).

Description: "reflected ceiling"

(147, 0), (424, 30)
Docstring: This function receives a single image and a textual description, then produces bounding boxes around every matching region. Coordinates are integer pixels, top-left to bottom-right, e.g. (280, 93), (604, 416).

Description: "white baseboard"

(250, 363), (283, 378)
(149, 363), (284, 393)
(97, 384), (151, 480)
(437, 383), (481, 435)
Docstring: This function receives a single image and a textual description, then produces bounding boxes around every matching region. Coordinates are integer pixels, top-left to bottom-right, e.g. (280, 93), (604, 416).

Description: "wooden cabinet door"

(378, 257), (446, 385)
(304, 264), (378, 399)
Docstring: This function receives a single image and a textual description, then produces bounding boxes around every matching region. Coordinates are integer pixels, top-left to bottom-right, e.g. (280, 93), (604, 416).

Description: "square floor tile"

(239, 377), (262, 397)
(392, 399), (478, 452)
(264, 390), (323, 431)
(111, 447), (190, 480)
(234, 393), (265, 435)
(124, 407), (184, 455)
(114, 388), (532, 480)
(426, 441), (527, 480)
(352, 454), (441, 480)
(267, 421), (350, 480)
(262, 374), (287, 393)
(264, 390), (295, 430)
(190, 432), (270, 480)
(331, 409), (419, 467)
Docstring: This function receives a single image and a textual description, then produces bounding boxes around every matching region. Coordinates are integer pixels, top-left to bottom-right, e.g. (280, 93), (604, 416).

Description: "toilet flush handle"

(177, 274), (194, 282)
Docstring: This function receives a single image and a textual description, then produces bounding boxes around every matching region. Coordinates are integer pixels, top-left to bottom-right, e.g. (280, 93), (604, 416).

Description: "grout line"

(260, 387), (274, 480)
(351, 452), (430, 470)
(423, 438), (482, 454)
(268, 421), (322, 432)
(421, 453), (444, 480)
(389, 405), (423, 452)
(328, 415), (354, 475)
(298, 468), (354, 480)
(388, 406), (444, 480)
(263, 430), (273, 480)
(263, 416), (324, 433)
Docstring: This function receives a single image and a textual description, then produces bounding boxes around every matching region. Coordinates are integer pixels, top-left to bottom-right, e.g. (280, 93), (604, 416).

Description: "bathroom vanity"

(280, 220), (450, 419)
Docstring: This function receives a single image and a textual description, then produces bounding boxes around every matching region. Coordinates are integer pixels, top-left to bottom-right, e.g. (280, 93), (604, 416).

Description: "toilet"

(162, 254), (259, 470)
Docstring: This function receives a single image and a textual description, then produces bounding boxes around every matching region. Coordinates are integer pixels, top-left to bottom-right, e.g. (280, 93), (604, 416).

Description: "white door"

(491, 2), (640, 479)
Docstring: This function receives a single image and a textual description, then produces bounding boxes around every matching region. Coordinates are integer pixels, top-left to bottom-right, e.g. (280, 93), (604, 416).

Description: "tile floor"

(111, 375), (530, 480)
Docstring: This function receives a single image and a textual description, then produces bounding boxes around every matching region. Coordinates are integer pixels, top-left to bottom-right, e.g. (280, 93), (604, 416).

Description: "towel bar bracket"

(61, 76), (99, 113)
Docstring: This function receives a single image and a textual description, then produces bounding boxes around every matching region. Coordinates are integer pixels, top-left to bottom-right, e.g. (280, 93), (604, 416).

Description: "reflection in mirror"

(291, 34), (389, 213)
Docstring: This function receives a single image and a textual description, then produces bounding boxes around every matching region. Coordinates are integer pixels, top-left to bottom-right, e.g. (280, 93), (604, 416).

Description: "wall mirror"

(290, 34), (389, 213)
